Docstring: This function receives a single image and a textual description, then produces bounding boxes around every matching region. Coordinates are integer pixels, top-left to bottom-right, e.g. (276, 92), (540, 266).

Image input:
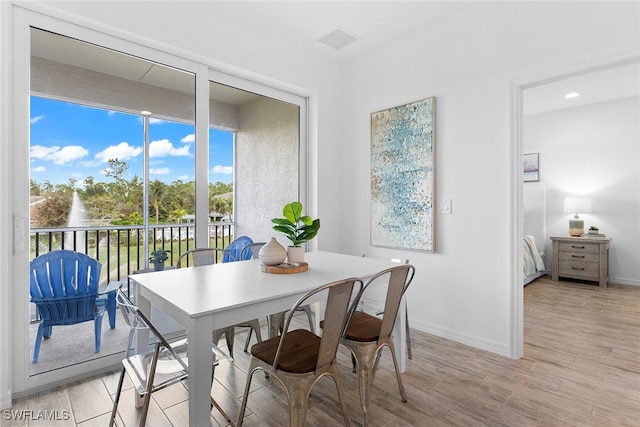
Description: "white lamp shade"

(563, 196), (592, 215)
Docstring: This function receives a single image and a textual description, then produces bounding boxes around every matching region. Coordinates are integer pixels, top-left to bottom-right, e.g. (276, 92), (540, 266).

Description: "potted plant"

(271, 201), (320, 264)
(149, 249), (170, 271)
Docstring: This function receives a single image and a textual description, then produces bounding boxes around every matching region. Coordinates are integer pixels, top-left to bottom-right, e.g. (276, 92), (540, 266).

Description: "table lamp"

(563, 196), (592, 237)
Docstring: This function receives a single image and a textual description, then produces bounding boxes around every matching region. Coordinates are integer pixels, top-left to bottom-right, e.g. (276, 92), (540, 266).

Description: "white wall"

(524, 96), (640, 285)
(340, 1), (639, 354)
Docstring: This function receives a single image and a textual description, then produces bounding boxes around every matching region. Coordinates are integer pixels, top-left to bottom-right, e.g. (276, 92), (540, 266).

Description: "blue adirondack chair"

(29, 250), (120, 363)
(224, 235), (254, 262)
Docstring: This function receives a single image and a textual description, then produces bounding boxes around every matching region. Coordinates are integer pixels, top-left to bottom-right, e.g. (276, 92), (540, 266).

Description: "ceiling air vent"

(318, 28), (359, 50)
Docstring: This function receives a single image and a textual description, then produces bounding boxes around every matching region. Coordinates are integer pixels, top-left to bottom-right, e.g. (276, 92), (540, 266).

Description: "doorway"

(516, 59), (640, 356)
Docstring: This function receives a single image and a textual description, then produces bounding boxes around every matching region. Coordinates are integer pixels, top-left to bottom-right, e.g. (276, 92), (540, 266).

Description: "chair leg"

(243, 319), (263, 352)
(140, 344), (161, 427)
(94, 313), (104, 353)
(225, 328), (235, 358)
(237, 360), (259, 427)
(352, 346), (376, 427)
(283, 374), (315, 427)
(329, 368), (352, 427)
(405, 301), (412, 360)
(32, 323), (46, 363)
(301, 305), (315, 333)
(211, 397), (235, 426)
(109, 366), (126, 427)
(107, 293), (117, 329)
(386, 343), (408, 402)
(213, 328), (235, 358)
(243, 329), (253, 352)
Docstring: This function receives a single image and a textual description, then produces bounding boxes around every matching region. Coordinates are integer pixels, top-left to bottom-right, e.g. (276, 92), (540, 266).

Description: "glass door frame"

(7, 4), (310, 397)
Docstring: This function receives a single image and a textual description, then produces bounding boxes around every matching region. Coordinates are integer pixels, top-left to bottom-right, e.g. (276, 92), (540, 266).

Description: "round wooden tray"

(260, 262), (308, 274)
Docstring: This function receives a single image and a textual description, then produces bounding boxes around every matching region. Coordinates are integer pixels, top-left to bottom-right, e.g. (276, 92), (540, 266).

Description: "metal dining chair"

(109, 290), (232, 426)
(361, 255), (413, 359)
(337, 263), (415, 426)
(237, 277), (362, 427)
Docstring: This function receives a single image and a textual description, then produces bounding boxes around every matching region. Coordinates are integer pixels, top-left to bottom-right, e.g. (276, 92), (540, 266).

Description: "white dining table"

(131, 250), (407, 426)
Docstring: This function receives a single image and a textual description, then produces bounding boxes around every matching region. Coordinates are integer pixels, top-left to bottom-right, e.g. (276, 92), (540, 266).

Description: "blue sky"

(30, 97), (234, 187)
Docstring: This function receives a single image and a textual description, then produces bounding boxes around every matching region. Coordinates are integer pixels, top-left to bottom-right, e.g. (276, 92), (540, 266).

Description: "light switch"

(437, 199), (452, 214)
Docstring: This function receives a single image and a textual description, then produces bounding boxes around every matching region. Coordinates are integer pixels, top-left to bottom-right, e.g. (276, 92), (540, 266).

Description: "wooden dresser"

(550, 236), (611, 287)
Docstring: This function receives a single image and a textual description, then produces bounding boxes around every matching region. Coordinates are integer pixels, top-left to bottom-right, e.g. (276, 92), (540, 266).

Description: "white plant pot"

(287, 246), (305, 264)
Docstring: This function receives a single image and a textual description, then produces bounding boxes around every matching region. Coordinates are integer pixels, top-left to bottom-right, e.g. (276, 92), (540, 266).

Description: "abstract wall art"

(370, 97), (436, 252)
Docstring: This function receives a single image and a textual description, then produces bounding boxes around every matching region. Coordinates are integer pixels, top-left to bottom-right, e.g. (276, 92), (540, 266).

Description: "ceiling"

(31, 2), (639, 113)
(524, 62), (640, 116)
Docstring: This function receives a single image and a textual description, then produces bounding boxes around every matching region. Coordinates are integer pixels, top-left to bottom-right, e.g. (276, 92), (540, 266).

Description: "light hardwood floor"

(3, 276), (639, 426)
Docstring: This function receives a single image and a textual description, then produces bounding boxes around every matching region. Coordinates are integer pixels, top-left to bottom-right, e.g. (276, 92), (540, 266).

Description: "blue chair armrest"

(99, 280), (122, 296)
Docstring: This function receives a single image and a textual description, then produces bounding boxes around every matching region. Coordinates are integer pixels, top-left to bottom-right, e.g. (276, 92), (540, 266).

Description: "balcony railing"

(29, 222), (234, 303)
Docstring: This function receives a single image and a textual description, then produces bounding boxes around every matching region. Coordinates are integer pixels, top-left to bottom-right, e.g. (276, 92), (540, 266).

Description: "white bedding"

(523, 234), (546, 285)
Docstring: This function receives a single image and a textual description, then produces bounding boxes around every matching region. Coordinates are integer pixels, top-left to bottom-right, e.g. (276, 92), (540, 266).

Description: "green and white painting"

(370, 97), (435, 252)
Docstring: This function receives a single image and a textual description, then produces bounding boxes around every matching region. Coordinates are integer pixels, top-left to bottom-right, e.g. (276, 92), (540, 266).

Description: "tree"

(149, 179), (166, 224)
(32, 191), (71, 228)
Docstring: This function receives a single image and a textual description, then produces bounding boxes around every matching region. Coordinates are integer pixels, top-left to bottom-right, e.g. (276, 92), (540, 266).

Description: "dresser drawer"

(558, 252), (599, 263)
(558, 242), (599, 255)
(558, 260), (600, 280)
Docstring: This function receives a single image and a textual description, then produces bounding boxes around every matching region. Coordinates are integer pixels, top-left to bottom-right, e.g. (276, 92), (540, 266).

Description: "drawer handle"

(571, 255), (585, 259)
(571, 267), (585, 271)
(571, 245), (586, 249)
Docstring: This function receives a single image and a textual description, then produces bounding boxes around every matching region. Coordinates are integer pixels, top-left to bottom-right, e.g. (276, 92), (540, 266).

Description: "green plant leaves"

(272, 202), (320, 246)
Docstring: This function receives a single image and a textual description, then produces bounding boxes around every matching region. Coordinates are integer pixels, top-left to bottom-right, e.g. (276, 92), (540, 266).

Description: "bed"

(523, 185), (547, 285)
(523, 234), (546, 285)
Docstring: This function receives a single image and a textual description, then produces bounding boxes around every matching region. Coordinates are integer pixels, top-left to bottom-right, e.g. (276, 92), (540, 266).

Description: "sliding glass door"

(10, 8), (308, 395)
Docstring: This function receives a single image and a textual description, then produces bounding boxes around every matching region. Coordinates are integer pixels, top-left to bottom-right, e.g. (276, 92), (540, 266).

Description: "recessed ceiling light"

(564, 92), (580, 99)
(319, 28), (359, 50)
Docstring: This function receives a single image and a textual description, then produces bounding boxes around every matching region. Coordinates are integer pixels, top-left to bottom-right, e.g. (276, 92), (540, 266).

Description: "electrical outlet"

(438, 199), (452, 214)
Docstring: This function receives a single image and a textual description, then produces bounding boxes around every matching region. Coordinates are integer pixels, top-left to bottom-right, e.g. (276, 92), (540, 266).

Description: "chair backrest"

(175, 247), (234, 268)
(29, 250), (102, 323)
(357, 264), (415, 341)
(276, 277), (361, 371)
(240, 242), (266, 260)
(116, 290), (189, 390)
(116, 289), (187, 372)
(224, 235), (254, 262)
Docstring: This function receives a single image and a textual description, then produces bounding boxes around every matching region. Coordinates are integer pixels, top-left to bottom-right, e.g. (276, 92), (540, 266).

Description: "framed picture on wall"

(523, 153), (539, 182)
(370, 97), (436, 252)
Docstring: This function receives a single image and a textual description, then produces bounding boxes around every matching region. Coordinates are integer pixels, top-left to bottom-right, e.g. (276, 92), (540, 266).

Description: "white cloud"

(150, 167), (171, 175)
(95, 142), (143, 162)
(30, 144), (89, 165)
(149, 139), (190, 157)
(181, 134), (195, 143)
(31, 166), (46, 173)
(149, 117), (165, 125)
(211, 165), (233, 174)
(30, 115), (45, 124)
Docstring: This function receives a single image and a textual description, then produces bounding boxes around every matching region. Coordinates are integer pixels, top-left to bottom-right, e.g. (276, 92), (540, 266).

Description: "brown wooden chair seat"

(320, 311), (382, 343)
(249, 329), (320, 374)
(343, 311), (382, 342)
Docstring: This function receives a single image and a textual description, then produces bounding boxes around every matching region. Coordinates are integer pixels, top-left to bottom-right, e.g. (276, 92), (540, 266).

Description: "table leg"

(187, 320), (213, 426)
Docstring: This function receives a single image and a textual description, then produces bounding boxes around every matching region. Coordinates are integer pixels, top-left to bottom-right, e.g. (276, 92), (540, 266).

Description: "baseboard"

(609, 277), (640, 287)
(1, 390), (11, 410)
(409, 320), (511, 358)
